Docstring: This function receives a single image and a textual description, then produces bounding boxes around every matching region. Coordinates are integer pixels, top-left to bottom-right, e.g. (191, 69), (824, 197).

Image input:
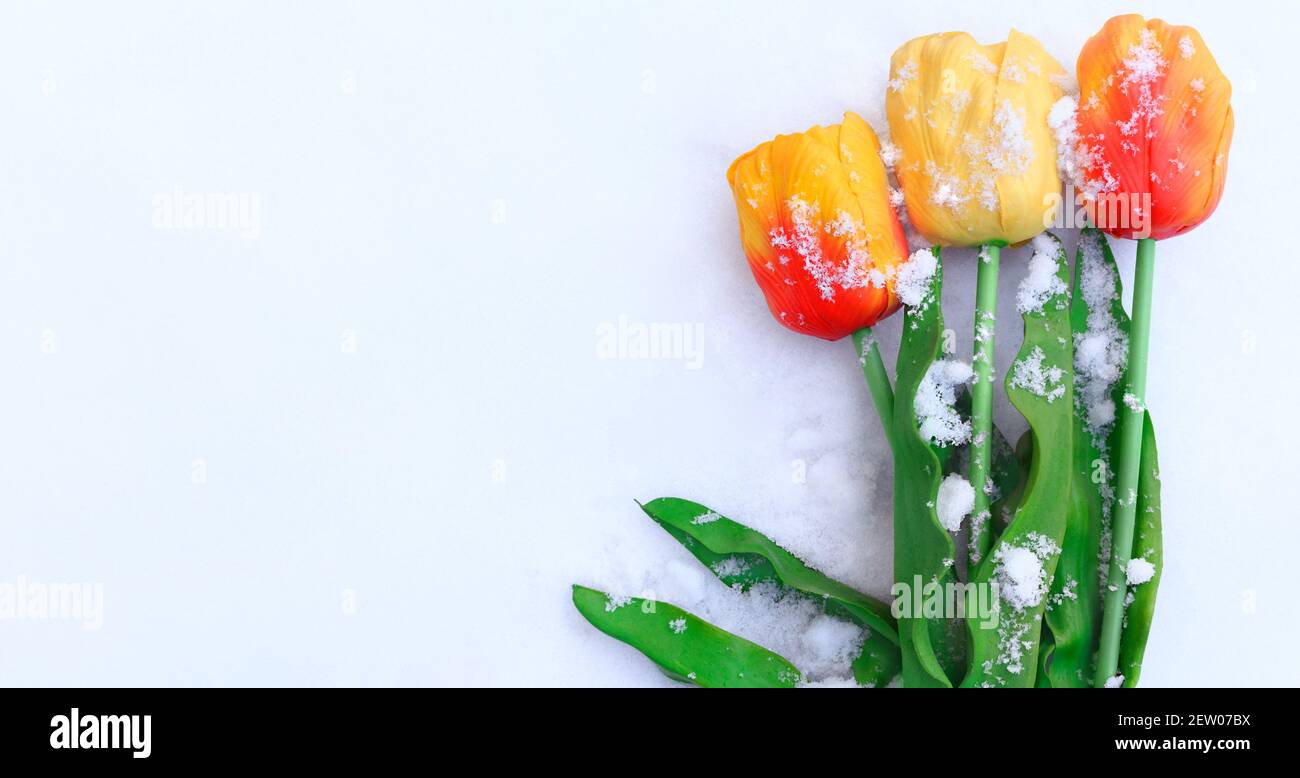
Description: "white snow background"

(0, 0), (1296, 686)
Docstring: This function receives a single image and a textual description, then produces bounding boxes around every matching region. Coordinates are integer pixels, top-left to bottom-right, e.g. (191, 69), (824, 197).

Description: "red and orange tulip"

(1068, 14), (1233, 240)
(726, 112), (910, 341)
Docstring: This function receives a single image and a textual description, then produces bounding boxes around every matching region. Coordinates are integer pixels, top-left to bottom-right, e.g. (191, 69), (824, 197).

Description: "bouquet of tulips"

(573, 15), (1232, 687)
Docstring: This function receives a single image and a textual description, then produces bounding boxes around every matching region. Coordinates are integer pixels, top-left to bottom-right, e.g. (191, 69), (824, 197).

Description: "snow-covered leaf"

(962, 232), (1074, 688)
(639, 497), (900, 686)
(571, 585), (801, 688)
(891, 247), (966, 687)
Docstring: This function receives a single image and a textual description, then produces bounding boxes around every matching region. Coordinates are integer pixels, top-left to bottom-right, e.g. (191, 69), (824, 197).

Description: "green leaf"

(891, 248), (964, 687)
(571, 585), (801, 688)
(1040, 229), (1126, 686)
(962, 232), (1074, 688)
(639, 497), (901, 686)
(1040, 228), (1164, 687)
(1038, 445), (1099, 688)
(1120, 413), (1162, 687)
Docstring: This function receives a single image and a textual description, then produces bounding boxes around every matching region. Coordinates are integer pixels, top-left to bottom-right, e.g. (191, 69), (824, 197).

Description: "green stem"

(853, 327), (894, 451)
(1093, 237), (1156, 687)
(969, 243), (1000, 561)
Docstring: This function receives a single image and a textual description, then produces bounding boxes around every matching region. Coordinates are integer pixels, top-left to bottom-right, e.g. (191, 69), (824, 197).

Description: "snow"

(994, 547), (1047, 610)
(773, 196), (875, 301)
(895, 247), (939, 307)
(3, 1), (1297, 690)
(879, 141), (902, 169)
(916, 359), (974, 446)
(1010, 346), (1066, 402)
(1016, 236), (1068, 314)
(936, 474), (976, 532)
(1047, 96), (1088, 194)
(674, 582), (867, 683)
(1126, 558), (1156, 586)
(993, 536), (1055, 616)
(1104, 674), (1125, 689)
(924, 97), (1037, 213)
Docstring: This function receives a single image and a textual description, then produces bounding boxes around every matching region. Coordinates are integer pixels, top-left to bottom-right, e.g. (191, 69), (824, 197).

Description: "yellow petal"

(886, 30), (1066, 246)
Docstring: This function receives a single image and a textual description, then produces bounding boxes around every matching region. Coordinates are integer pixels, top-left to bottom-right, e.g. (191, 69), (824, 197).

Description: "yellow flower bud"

(885, 30), (1066, 246)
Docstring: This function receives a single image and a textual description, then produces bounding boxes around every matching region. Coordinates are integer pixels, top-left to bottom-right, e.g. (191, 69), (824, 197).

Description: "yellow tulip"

(885, 30), (1066, 246)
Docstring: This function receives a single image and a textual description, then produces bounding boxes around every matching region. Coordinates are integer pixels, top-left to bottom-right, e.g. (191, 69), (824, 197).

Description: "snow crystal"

(692, 510), (722, 525)
(685, 582), (866, 683)
(1126, 557), (1156, 586)
(1073, 232), (1129, 448)
(992, 533), (1061, 611)
(801, 615), (866, 675)
(1123, 392), (1145, 413)
(1010, 346), (1065, 402)
(996, 547), (1045, 609)
(968, 510), (991, 564)
(1115, 29), (1168, 140)
(936, 473), (975, 532)
(916, 359), (973, 446)
(668, 617), (687, 633)
(933, 100), (1036, 212)
(1179, 35), (1195, 59)
(1104, 674), (1125, 688)
(888, 60), (918, 93)
(710, 557), (751, 578)
(968, 50), (998, 75)
(769, 196), (876, 303)
(879, 141), (901, 168)
(1047, 95), (1087, 189)
(1016, 235), (1067, 314)
(990, 100), (1035, 175)
(604, 593), (633, 612)
(895, 247), (937, 307)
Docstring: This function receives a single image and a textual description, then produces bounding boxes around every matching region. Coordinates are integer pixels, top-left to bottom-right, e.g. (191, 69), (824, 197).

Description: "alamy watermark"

(0, 576), (103, 629)
(891, 576), (1001, 630)
(1043, 184), (1152, 239)
(596, 315), (704, 369)
(152, 186), (260, 239)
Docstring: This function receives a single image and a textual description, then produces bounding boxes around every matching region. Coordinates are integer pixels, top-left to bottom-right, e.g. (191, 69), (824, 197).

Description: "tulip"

(885, 30), (1067, 247)
(1067, 14), (1233, 241)
(1077, 16), (1234, 688)
(727, 112), (912, 445)
(885, 30), (1067, 559)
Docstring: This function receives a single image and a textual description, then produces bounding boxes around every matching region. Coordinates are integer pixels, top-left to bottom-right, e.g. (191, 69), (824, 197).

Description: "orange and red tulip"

(726, 112), (910, 341)
(1067, 14), (1233, 240)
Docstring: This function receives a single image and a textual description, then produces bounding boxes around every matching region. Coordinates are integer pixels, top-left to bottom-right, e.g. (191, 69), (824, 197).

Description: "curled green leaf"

(639, 497), (900, 686)
(571, 585), (801, 688)
(891, 248), (965, 687)
(963, 232), (1074, 688)
(1119, 414), (1162, 687)
(1041, 228), (1164, 687)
